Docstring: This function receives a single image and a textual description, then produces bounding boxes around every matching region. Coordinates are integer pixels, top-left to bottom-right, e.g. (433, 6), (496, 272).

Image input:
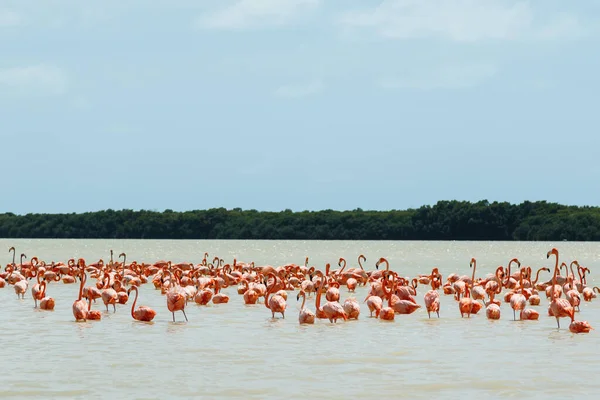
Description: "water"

(1, 239), (599, 399)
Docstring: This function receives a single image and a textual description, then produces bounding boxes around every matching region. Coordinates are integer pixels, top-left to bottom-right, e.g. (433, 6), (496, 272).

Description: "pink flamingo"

(265, 272), (286, 318)
(297, 289), (315, 324)
(72, 260), (88, 322)
(322, 295), (347, 323)
(194, 285), (213, 305)
(423, 268), (441, 318)
(364, 288), (383, 318)
(519, 309), (539, 320)
(528, 267), (550, 305)
(87, 295), (102, 320)
(128, 286), (156, 322)
(39, 281), (56, 311)
(389, 273), (421, 315)
(509, 267), (527, 320)
(569, 319), (593, 333)
(166, 270), (188, 322)
(485, 268), (503, 320)
(342, 297), (360, 320)
(100, 273), (118, 312)
(31, 271), (44, 308)
(547, 248), (574, 329)
(564, 277), (581, 311)
(314, 271), (329, 320)
(379, 272), (395, 321)
(212, 277), (230, 304)
(582, 286), (596, 302)
(241, 279), (259, 305)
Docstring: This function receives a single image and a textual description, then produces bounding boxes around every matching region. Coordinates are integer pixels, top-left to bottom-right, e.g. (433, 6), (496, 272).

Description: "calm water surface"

(1, 239), (599, 399)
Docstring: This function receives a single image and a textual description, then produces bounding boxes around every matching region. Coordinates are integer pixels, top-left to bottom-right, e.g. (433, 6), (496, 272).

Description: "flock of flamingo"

(0, 246), (595, 333)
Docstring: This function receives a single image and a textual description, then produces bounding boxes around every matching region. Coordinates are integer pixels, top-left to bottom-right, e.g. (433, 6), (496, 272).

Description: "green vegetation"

(1, 200), (599, 240)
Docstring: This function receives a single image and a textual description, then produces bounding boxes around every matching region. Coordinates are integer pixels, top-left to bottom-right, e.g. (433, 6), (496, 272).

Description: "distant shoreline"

(1, 200), (598, 241)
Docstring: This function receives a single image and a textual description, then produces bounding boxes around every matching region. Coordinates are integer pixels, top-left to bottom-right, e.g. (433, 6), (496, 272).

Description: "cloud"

(378, 63), (498, 90)
(274, 81), (322, 98)
(0, 10), (21, 27)
(0, 65), (67, 95)
(197, 0), (319, 30)
(337, 0), (585, 42)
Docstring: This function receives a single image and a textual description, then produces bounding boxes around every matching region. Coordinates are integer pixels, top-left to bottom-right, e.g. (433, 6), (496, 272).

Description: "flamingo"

(265, 272), (286, 318)
(86, 295), (102, 321)
(485, 268), (503, 320)
(342, 297), (360, 320)
(128, 286), (157, 322)
(39, 281), (56, 311)
(582, 286), (597, 302)
(528, 267), (550, 305)
(379, 272), (395, 321)
(364, 291), (383, 318)
(14, 275), (28, 299)
(8, 246), (16, 267)
(423, 268), (441, 318)
(547, 248), (574, 329)
(241, 279), (259, 305)
(100, 273), (118, 312)
(31, 272), (44, 308)
(389, 273), (421, 315)
(194, 285), (213, 305)
(166, 270), (188, 322)
(212, 276), (230, 304)
(72, 260), (88, 321)
(569, 319), (593, 334)
(297, 290), (315, 324)
(509, 267), (527, 320)
(469, 259), (486, 301)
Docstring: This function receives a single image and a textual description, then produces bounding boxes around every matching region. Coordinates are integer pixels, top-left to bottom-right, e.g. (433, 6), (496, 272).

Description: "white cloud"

(0, 10), (21, 27)
(197, 0), (319, 30)
(337, 0), (584, 42)
(0, 65), (67, 95)
(378, 63), (498, 90)
(274, 81), (322, 98)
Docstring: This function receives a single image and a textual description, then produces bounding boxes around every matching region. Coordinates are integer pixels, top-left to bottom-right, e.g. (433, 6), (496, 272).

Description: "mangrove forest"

(1, 200), (599, 241)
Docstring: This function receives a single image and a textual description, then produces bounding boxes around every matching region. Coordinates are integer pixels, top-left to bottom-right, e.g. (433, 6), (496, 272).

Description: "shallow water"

(1, 239), (599, 399)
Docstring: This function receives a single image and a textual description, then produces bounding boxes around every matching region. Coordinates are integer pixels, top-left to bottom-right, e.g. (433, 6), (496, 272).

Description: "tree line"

(1, 200), (599, 241)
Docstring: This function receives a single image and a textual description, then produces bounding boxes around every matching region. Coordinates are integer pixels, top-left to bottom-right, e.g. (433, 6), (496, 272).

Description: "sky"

(1, 0), (599, 214)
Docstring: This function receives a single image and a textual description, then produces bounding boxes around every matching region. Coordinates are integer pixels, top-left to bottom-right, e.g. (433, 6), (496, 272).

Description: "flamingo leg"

(182, 309), (188, 322)
(556, 317), (560, 329)
(513, 309), (516, 321)
(436, 310), (440, 318)
(172, 312), (175, 322)
(113, 303), (116, 313)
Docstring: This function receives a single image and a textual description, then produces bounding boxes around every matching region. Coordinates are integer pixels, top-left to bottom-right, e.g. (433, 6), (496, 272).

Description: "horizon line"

(2, 199), (597, 217)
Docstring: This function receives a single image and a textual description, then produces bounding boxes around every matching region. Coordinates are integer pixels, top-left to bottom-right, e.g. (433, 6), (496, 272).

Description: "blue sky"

(1, 0), (599, 214)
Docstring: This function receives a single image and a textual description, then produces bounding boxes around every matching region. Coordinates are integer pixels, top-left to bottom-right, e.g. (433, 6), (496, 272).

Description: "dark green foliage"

(0, 200), (599, 240)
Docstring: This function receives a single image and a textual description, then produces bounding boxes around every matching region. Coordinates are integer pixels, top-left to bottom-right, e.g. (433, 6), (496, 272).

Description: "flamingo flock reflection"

(1, 246), (595, 334)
